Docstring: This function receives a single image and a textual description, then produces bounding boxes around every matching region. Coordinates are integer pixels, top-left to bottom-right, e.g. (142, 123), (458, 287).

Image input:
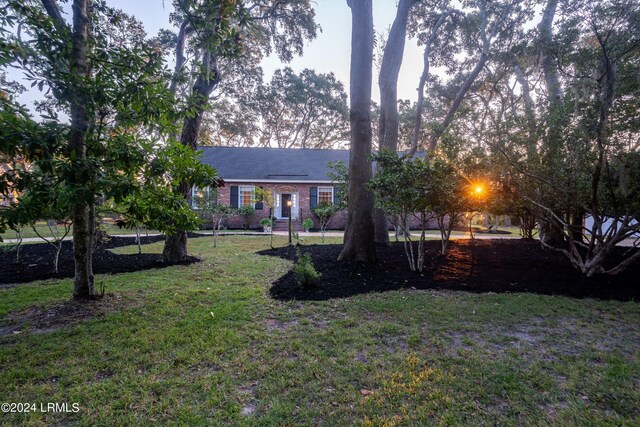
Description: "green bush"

(237, 206), (255, 229)
(292, 248), (321, 287)
(302, 218), (314, 232)
(260, 218), (273, 228)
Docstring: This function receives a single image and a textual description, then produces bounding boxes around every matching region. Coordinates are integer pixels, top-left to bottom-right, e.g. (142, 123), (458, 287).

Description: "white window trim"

(192, 186), (204, 209)
(318, 186), (334, 205)
(192, 186), (217, 209)
(192, 186), (198, 209)
(239, 185), (256, 207)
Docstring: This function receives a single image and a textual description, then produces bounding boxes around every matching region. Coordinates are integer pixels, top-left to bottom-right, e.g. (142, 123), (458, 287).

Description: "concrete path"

(0, 231), (516, 243)
(2, 231), (637, 247)
(0, 234), (163, 244)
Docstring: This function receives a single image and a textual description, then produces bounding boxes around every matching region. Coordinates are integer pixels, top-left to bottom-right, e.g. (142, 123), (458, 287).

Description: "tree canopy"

(0, 0), (220, 298)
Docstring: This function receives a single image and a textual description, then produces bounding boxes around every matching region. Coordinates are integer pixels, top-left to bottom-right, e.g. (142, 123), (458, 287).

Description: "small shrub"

(260, 218), (273, 236)
(293, 248), (321, 287)
(312, 202), (339, 242)
(302, 218), (314, 232)
(260, 218), (273, 228)
(237, 206), (255, 229)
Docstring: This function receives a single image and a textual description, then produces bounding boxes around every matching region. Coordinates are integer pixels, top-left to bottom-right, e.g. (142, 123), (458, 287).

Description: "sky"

(9, 0), (428, 110)
(258, 0), (427, 102)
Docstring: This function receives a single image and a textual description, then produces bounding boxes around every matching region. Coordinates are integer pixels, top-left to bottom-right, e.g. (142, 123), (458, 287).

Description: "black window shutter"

(333, 187), (341, 206)
(310, 187), (318, 209)
(255, 186), (263, 210)
(230, 186), (239, 208)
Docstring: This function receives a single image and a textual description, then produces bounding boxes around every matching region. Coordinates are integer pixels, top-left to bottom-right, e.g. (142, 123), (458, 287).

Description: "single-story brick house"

(196, 146), (349, 230)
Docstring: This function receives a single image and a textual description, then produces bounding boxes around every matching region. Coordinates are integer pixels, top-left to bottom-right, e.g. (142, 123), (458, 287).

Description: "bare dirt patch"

(265, 318), (299, 332)
(441, 317), (640, 363)
(0, 292), (138, 337)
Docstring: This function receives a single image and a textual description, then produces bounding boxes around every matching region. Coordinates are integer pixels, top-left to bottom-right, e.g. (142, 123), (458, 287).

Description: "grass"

(0, 235), (638, 425)
(422, 225), (522, 236)
(0, 221), (160, 240)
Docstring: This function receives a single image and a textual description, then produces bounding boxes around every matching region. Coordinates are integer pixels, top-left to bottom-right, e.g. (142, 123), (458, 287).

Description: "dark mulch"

(262, 239), (640, 301)
(0, 235), (200, 286)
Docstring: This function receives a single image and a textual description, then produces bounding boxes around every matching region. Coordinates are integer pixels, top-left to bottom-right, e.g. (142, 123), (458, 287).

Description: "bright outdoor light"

(474, 185), (484, 195)
(287, 199), (293, 246)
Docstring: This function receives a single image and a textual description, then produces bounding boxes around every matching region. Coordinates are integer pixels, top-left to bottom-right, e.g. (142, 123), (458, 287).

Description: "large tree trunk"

(537, 0), (565, 248)
(162, 182), (191, 262)
(378, 0), (415, 152)
(162, 52), (220, 263)
(374, 0), (417, 244)
(513, 61), (539, 160)
(539, 0), (563, 162)
(339, 0), (376, 262)
(407, 10), (452, 158)
(538, 0), (561, 107)
(67, 0), (96, 300)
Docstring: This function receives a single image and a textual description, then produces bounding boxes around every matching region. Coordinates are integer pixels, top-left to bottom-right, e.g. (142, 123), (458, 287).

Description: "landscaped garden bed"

(0, 235), (638, 425)
(0, 235), (199, 286)
(265, 239), (640, 301)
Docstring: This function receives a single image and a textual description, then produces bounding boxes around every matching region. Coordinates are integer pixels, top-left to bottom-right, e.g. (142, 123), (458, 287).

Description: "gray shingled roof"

(198, 146), (350, 181)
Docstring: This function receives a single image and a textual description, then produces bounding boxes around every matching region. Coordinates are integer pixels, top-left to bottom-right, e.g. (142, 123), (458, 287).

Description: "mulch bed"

(0, 235), (200, 286)
(262, 239), (640, 301)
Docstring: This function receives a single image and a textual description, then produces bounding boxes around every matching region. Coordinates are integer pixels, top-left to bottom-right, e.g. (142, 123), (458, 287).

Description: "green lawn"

(0, 235), (638, 425)
(0, 221), (160, 240)
(406, 226), (522, 237)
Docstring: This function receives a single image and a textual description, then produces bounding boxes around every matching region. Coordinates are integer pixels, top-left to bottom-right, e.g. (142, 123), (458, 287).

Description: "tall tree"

(338, 0), (376, 262)
(374, 0), (419, 244)
(531, 0), (640, 274)
(0, 0), (218, 299)
(5, 0), (122, 299)
(535, 0), (569, 247)
(163, 1), (243, 262)
(200, 98), (261, 147)
(163, 0), (318, 262)
(407, 0), (526, 156)
(255, 68), (349, 149)
(200, 68), (349, 149)
(68, 0), (93, 299)
(407, 1), (460, 156)
(475, 0), (640, 276)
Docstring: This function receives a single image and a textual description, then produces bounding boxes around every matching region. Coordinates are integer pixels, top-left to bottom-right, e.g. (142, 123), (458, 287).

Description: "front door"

(281, 194), (292, 218)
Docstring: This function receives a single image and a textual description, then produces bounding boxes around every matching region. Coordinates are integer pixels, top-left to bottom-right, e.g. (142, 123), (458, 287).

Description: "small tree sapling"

(255, 187), (275, 248)
(312, 202), (339, 243)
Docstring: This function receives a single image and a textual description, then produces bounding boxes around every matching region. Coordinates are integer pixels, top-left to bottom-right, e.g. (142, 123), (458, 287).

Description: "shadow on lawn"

(260, 239), (640, 302)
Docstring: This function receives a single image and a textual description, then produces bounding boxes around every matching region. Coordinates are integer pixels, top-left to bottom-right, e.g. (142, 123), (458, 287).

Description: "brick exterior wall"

(204, 182), (348, 230)
(197, 181), (456, 231)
